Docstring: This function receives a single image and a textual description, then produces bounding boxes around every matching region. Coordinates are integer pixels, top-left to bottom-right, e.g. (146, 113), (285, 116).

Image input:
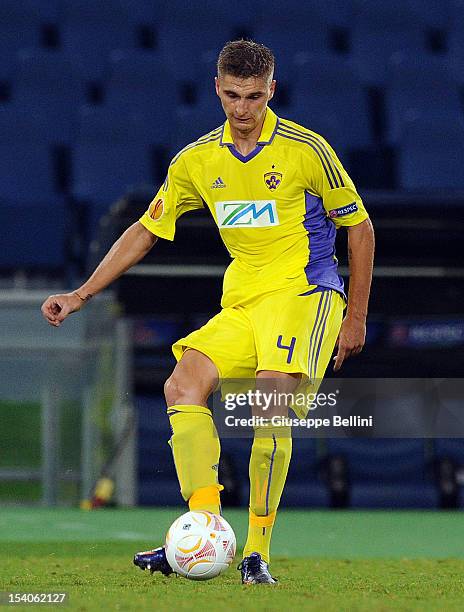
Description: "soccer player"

(41, 40), (374, 584)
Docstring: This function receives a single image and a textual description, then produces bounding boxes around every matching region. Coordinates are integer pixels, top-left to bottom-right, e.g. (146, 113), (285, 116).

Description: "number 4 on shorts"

(276, 335), (296, 364)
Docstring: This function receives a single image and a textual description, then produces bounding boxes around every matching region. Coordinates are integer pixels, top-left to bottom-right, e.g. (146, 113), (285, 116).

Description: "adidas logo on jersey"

(211, 176), (226, 189)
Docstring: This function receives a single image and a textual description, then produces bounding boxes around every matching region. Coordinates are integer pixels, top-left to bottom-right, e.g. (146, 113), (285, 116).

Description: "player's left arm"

(301, 135), (375, 369)
(333, 218), (375, 371)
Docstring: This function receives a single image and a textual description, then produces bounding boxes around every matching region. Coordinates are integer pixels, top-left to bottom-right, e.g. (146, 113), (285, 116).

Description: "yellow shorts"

(172, 285), (344, 415)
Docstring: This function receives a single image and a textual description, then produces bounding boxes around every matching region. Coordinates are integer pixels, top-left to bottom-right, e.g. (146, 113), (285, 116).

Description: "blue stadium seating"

(62, 0), (140, 81)
(327, 439), (430, 483)
(0, 140), (58, 204)
(0, 107), (62, 203)
(435, 439), (464, 465)
(171, 106), (224, 156)
(157, 1), (237, 73)
(106, 51), (178, 144)
(136, 394), (186, 505)
(280, 54), (372, 156)
(0, 8), (460, 270)
(398, 118), (464, 190)
(326, 439), (438, 508)
(0, 0), (61, 79)
(72, 107), (156, 234)
(449, 1), (464, 83)
(0, 200), (67, 268)
(252, 0), (354, 71)
(13, 50), (84, 143)
(73, 106), (155, 202)
(385, 55), (462, 145)
(351, 0), (430, 86)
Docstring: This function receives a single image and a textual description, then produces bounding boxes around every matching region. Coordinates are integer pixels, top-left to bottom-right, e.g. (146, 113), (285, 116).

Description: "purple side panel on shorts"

(307, 292), (326, 374)
(308, 290), (330, 381)
(303, 191), (345, 298)
(312, 291), (333, 380)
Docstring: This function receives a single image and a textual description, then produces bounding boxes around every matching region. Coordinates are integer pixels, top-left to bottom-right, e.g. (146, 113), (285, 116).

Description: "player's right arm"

(42, 151), (203, 327)
(41, 221), (157, 327)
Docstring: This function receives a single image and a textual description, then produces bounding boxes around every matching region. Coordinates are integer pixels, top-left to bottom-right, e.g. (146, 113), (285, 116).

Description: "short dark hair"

(217, 40), (274, 81)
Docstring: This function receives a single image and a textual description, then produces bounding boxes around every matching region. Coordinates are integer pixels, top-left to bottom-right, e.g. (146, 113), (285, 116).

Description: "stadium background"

(1, 0), (464, 522)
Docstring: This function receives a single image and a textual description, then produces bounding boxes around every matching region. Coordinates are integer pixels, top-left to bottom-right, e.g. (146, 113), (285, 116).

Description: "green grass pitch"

(1, 508), (464, 611)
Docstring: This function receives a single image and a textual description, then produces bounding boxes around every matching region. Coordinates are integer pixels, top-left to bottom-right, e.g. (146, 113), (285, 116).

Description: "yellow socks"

(189, 484), (223, 514)
(243, 426), (292, 563)
(167, 404), (223, 514)
(243, 510), (276, 563)
(167, 405), (291, 561)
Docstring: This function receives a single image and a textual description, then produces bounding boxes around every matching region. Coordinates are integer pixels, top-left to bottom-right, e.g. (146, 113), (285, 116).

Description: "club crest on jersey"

(329, 202), (358, 218)
(215, 200), (279, 228)
(148, 197), (164, 221)
(264, 171), (282, 191)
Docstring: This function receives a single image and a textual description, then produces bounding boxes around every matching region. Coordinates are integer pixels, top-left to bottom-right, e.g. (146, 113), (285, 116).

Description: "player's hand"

(41, 292), (84, 327)
(333, 315), (366, 372)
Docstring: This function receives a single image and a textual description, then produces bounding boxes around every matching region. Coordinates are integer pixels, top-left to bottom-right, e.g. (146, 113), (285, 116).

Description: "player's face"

(215, 73), (275, 137)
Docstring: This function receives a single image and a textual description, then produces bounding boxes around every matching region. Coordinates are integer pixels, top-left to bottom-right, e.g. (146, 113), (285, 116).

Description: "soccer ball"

(165, 510), (236, 580)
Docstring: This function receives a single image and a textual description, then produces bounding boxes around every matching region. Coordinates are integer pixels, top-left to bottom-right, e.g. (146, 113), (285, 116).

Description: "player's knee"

(164, 374), (182, 405)
(164, 372), (203, 406)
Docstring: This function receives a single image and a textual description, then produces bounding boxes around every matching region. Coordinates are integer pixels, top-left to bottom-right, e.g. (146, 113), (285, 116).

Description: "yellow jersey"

(139, 107), (368, 308)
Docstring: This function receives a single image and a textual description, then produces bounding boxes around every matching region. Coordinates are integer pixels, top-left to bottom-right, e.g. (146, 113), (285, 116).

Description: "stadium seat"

(136, 394), (184, 506)
(351, 0), (430, 86)
(435, 440), (464, 465)
(171, 106), (225, 156)
(282, 54), (372, 155)
(326, 439), (439, 508)
(252, 0), (354, 70)
(385, 55), (462, 145)
(449, 1), (464, 83)
(157, 0), (248, 68)
(327, 439), (431, 483)
(0, 0), (61, 78)
(0, 140), (58, 204)
(348, 483), (438, 508)
(137, 481), (183, 506)
(135, 396), (175, 475)
(157, 1), (239, 72)
(0, 199), (67, 269)
(0, 107), (63, 203)
(62, 0), (139, 81)
(13, 50), (84, 143)
(136, 396), (170, 430)
(72, 107), (156, 233)
(105, 51), (178, 145)
(398, 118), (464, 190)
(280, 482), (330, 507)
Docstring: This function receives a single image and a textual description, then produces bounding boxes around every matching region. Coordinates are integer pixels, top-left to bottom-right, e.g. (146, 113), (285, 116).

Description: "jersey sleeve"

(303, 136), (369, 229)
(139, 153), (204, 241)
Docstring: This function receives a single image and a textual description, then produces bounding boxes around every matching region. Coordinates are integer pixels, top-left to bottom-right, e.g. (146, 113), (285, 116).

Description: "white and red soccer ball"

(165, 510), (236, 580)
